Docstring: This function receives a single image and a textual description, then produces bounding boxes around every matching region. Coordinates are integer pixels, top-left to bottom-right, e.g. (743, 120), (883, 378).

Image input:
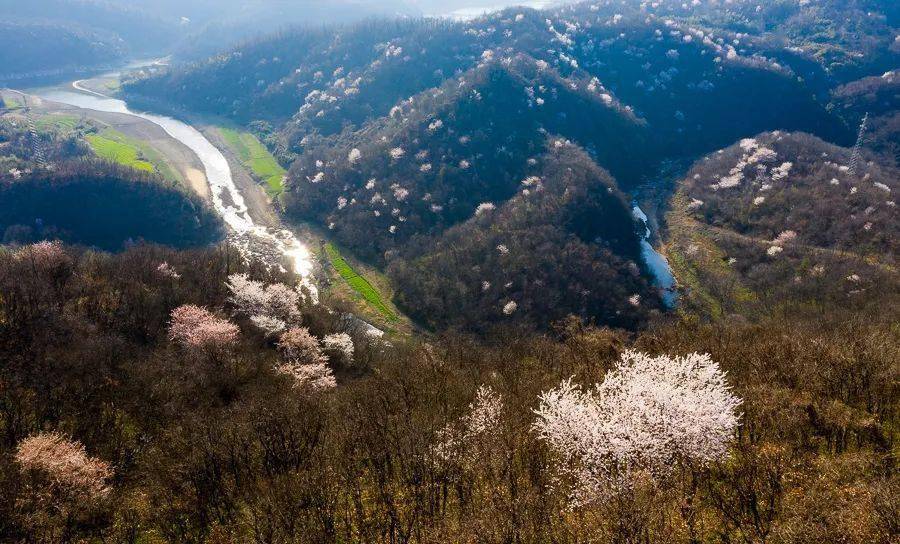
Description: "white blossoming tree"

(322, 332), (355, 366)
(533, 350), (741, 507)
(226, 274), (303, 333)
(434, 385), (504, 464)
(275, 327), (336, 391)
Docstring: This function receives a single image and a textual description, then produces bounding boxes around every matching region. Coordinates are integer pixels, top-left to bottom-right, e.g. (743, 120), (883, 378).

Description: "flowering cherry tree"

(275, 327), (336, 390)
(226, 274), (303, 332)
(168, 305), (239, 349)
(15, 432), (112, 501)
(274, 361), (336, 391)
(278, 327), (326, 365)
(533, 350), (741, 507)
(322, 332), (354, 365)
(15, 240), (71, 270)
(156, 261), (181, 279)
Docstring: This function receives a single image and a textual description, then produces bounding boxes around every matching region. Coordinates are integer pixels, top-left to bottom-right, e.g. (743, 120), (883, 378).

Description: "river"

(36, 87), (318, 297)
(632, 204), (678, 308)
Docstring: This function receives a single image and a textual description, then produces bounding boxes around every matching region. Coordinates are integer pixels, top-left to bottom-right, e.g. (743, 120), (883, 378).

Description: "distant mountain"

(0, 0), (413, 81)
(0, 21), (128, 82)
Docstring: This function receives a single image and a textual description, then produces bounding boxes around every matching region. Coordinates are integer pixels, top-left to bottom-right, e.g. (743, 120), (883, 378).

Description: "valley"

(0, 1), (897, 541)
(4, 71), (406, 334)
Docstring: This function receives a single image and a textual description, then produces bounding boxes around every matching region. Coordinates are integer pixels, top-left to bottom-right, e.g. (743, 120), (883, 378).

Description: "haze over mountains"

(0, 0), (553, 81)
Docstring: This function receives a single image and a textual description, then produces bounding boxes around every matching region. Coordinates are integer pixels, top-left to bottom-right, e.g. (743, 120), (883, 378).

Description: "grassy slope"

(86, 132), (155, 173)
(85, 128), (180, 182)
(219, 128), (286, 198)
(35, 114), (80, 133)
(1, 96), (23, 110)
(663, 192), (758, 319)
(324, 242), (398, 322)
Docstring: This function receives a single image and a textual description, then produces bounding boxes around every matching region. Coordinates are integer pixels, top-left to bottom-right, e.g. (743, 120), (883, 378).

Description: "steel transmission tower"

(848, 112), (868, 176)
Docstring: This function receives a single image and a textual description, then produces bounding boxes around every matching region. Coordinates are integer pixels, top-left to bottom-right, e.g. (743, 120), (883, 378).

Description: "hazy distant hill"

(0, 0), (413, 80)
(0, 21), (127, 81)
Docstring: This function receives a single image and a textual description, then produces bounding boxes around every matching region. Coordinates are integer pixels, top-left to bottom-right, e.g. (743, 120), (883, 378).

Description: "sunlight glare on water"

(37, 89), (317, 297)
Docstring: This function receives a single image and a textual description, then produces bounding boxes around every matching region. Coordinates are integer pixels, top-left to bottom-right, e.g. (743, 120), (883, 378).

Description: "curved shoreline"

(33, 86), (317, 295)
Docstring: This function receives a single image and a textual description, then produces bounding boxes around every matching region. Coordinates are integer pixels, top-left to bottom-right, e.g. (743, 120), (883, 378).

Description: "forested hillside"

(0, 241), (895, 542)
(666, 130), (899, 318)
(388, 142), (658, 332)
(831, 69), (900, 164)
(0, 0), (179, 82)
(0, 109), (222, 249)
(0, 22), (127, 81)
(121, 0), (900, 331)
(2, 1), (899, 541)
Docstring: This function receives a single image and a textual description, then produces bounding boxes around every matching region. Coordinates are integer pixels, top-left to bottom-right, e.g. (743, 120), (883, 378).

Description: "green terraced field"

(325, 243), (397, 321)
(35, 115), (80, 133)
(86, 131), (155, 174)
(220, 128), (286, 198)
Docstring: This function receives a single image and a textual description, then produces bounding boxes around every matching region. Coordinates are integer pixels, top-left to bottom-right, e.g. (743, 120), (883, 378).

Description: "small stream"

(632, 204), (678, 308)
(36, 88), (317, 296)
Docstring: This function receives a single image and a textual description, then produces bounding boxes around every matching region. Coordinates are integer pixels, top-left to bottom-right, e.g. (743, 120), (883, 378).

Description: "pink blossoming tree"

(15, 432), (112, 501)
(168, 305), (239, 349)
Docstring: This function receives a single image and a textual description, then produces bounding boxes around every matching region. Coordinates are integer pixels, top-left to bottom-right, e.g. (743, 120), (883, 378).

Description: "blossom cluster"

(226, 273), (304, 335)
(434, 385), (504, 464)
(15, 432), (112, 501)
(168, 305), (240, 349)
(14, 240), (70, 270)
(533, 350), (741, 507)
(275, 327), (337, 390)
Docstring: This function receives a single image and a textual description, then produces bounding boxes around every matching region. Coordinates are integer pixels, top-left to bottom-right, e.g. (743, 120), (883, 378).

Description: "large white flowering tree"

(533, 350), (742, 507)
(225, 274), (304, 334)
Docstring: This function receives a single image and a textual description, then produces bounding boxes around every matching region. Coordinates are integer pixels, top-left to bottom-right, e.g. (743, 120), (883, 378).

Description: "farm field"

(219, 128), (286, 198)
(35, 114), (80, 133)
(86, 131), (155, 173)
(1, 96), (22, 110)
(324, 242), (398, 321)
(85, 128), (179, 181)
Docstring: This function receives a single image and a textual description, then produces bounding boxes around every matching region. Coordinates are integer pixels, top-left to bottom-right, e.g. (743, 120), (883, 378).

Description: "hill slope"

(665, 131), (899, 318)
(120, 0), (899, 331)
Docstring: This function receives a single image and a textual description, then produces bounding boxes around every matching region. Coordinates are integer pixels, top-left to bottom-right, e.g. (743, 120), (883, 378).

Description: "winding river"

(37, 87), (317, 296)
